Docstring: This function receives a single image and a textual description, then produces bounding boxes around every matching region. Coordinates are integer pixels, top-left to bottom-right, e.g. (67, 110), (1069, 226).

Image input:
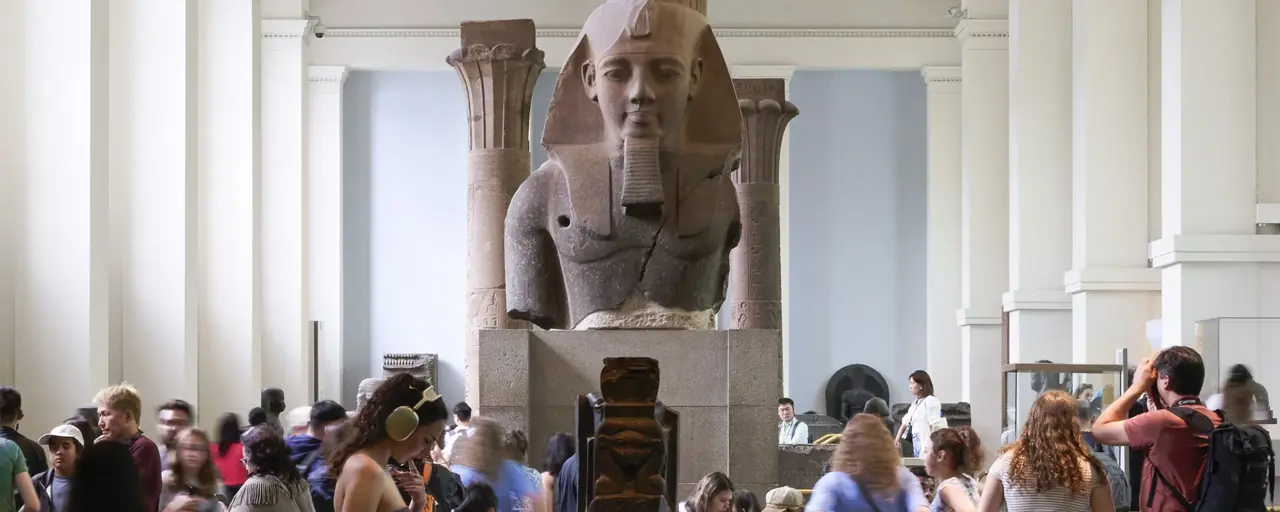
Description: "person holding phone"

(1090, 347), (1215, 512)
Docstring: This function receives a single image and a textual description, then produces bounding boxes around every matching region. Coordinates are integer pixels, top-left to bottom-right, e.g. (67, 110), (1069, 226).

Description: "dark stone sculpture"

(577, 357), (676, 512)
(824, 364), (889, 423)
(1030, 360), (1071, 394)
(261, 388), (285, 432)
(505, 0), (743, 331)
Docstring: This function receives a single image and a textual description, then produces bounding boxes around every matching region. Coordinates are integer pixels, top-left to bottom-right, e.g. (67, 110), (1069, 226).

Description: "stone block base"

(476, 329), (782, 492)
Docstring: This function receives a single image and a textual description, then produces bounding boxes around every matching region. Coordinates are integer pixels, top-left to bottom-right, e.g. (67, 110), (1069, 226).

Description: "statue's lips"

(627, 111), (656, 124)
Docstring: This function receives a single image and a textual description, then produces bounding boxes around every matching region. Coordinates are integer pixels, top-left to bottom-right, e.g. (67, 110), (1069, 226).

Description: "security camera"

(307, 15), (326, 38)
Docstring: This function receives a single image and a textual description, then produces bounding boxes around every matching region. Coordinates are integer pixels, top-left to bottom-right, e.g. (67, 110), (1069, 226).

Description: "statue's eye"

(653, 67), (680, 81)
(603, 68), (629, 81)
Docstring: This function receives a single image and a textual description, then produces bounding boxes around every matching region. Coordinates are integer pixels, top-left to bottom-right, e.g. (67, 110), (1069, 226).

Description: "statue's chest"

(547, 197), (731, 264)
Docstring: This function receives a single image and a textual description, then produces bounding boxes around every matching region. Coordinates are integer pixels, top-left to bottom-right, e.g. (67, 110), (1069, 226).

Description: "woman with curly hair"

(805, 414), (928, 512)
(226, 426), (313, 512)
(328, 374), (449, 512)
(451, 417), (543, 512)
(159, 428), (225, 512)
(976, 390), (1113, 512)
(923, 427), (983, 512)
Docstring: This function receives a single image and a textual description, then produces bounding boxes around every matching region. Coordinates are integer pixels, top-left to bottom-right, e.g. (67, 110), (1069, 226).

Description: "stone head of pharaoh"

(544, 0), (740, 213)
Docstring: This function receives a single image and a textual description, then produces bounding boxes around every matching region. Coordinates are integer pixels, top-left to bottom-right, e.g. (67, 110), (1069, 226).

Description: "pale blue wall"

(786, 70), (927, 414)
(342, 69), (927, 414)
(342, 70), (556, 407)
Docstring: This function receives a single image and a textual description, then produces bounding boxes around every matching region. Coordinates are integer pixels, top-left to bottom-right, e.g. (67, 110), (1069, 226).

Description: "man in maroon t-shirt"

(1092, 346), (1217, 512)
(94, 384), (162, 512)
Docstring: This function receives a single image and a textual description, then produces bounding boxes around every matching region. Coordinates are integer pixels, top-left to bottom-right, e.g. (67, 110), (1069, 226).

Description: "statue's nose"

(629, 79), (655, 106)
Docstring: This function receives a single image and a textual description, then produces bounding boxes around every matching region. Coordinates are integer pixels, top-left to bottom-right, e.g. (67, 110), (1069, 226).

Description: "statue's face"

(582, 39), (703, 151)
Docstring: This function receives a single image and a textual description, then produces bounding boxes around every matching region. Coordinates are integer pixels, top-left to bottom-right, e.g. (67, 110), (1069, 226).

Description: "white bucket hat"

(38, 424), (85, 448)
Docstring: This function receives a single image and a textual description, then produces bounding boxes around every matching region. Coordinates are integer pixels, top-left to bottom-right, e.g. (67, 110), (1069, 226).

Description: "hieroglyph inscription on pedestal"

(449, 19), (544, 402)
(728, 78), (797, 330)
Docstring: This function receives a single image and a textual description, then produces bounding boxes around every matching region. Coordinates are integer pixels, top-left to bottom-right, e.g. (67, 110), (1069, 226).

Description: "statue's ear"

(688, 57), (704, 99)
(581, 61), (597, 102)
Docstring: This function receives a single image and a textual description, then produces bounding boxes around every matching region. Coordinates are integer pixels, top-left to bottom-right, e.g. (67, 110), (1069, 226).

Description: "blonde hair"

(451, 417), (505, 480)
(93, 383), (142, 422)
(830, 414), (901, 497)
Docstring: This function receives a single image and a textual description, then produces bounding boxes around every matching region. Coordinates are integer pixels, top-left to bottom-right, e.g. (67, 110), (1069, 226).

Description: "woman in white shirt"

(895, 370), (943, 457)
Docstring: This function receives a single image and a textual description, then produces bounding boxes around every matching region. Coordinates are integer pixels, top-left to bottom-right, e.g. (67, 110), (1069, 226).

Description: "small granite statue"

(261, 388), (286, 433)
(505, 0), (743, 330)
(588, 358), (668, 512)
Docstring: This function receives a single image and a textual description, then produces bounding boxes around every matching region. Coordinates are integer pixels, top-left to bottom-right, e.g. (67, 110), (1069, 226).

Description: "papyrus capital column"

(728, 79), (796, 330)
(449, 20), (544, 403)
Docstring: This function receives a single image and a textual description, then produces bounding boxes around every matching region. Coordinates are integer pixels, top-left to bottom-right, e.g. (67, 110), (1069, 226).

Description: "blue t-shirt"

(805, 467), (927, 512)
(453, 460), (541, 512)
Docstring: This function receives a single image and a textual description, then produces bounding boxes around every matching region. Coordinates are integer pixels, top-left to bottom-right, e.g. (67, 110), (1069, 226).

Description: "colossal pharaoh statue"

(506, 0), (743, 330)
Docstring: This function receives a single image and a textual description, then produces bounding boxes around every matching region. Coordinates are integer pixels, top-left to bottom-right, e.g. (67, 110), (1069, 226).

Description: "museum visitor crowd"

(0, 346), (1269, 512)
(778, 347), (1272, 511)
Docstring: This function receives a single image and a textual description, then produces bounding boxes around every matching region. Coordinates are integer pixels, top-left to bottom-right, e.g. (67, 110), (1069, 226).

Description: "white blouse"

(901, 395), (944, 442)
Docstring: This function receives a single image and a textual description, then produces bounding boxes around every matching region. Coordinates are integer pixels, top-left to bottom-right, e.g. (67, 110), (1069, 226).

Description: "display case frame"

(999, 349), (1132, 474)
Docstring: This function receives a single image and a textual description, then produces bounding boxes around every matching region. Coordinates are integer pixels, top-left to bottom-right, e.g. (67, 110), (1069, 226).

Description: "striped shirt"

(988, 451), (1104, 512)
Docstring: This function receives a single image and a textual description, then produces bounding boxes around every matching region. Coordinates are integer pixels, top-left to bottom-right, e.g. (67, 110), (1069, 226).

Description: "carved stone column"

(728, 79), (798, 330)
(448, 20), (545, 403)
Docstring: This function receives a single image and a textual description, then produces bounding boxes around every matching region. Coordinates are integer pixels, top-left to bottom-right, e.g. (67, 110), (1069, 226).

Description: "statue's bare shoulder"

(508, 159), (565, 232)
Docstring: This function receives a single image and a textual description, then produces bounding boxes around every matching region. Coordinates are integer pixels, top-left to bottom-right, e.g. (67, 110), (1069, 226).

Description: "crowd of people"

(784, 346), (1272, 512)
(0, 345), (1271, 512)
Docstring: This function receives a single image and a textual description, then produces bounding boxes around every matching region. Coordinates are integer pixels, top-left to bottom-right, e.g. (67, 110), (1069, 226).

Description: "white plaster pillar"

(1258, 0), (1280, 206)
(198, 0), (262, 424)
(921, 66), (963, 403)
(729, 64), (795, 395)
(108, 0), (199, 422)
(261, 19), (311, 405)
(307, 65), (347, 403)
(0, 0), (25, 387)
(1155, 0), (1279, 349)
(955, 18), (1009, 449)
(1004, 0), (1072, 364)
(16, 0), (117, 432)
(1067, 0), (1161, 365)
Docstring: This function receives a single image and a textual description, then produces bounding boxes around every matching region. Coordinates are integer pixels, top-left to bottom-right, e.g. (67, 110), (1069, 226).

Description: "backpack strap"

(1149, 466), (1195, 512)
(854, 481), (884, 512)
(1143, 407), (1211, 510)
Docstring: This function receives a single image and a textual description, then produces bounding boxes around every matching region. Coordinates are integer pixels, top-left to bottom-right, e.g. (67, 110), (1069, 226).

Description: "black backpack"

(1149, 407), (1275, 512)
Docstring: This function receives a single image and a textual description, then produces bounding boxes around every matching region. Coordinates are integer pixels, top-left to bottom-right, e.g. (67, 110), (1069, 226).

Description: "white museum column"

(16, 0), (117, 432)
(1068, 0), (1160, 364)
(308, 66), (348, 403)
(955, 17), (1009, 448)
(261, 18), (312, 405)
(1258, 0), (1280, 208)
(109, 0), (200, 419)
(730, 65), (795, 394)
(1155, 1), (1278, 356)
(1004, 0), (1072, 364)
(921, 66), (963, 403)
(198, 0), (262, 424)
(0, 0), (25, 387)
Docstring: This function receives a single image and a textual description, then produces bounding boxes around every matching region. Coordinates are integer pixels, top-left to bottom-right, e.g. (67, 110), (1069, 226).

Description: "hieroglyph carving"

(728, 78), (797, 330)
(590, 358), (667, 512)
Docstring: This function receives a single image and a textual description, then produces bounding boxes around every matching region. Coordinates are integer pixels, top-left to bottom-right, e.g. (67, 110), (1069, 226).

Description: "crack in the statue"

(636, 224), (664, 286)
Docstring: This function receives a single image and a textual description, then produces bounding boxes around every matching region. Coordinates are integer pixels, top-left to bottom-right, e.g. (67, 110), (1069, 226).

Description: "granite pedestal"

(476, 329), (782, 496)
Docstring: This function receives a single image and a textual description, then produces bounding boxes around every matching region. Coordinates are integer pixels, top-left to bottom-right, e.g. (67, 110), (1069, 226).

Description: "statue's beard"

(620, 137), (664, 217)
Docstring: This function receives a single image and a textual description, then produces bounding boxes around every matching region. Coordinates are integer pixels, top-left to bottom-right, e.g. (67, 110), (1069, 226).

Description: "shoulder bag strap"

(854, 480), (884, 512)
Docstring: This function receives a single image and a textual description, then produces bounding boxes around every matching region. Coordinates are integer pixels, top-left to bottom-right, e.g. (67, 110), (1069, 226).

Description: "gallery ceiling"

(307, 0), (963, 30)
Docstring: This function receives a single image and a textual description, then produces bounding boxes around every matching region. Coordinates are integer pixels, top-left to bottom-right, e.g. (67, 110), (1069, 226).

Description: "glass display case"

(1196, 318), (1280, 424)
(1001, 361), (1128, 445)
